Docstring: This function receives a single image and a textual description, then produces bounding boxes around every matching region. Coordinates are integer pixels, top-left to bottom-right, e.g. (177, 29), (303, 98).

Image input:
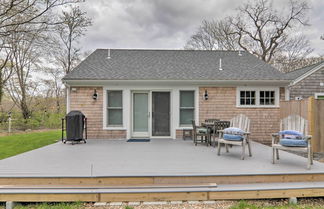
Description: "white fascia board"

(63, 79), (290, 87)
(290, 63), (324, 86)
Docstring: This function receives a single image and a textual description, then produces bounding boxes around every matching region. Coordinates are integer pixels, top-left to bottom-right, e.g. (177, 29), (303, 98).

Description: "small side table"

(183, 129), (193, 140)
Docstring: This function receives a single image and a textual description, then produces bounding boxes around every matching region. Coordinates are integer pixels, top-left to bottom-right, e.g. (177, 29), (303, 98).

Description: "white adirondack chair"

(272, 115), (313, 169)
(217, 114), (252, 160)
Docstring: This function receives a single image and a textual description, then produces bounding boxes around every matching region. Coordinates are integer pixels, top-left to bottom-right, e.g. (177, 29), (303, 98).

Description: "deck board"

(0, 139), (323, 177)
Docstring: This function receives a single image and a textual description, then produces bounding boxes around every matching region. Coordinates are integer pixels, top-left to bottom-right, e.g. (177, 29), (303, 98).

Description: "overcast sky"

(79, 0), (324, 56)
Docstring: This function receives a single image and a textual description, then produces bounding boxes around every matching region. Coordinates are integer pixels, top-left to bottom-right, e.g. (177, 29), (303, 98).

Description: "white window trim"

(176, 88), (199, 129)
(179, 90), (195, 127)
(103, 89), (126, 130)
(315, 93), (324, 99)
(236, 87), (280, 108)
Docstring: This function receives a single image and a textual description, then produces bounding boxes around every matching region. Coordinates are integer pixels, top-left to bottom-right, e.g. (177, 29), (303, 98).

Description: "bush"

(0, 111), (65, 131)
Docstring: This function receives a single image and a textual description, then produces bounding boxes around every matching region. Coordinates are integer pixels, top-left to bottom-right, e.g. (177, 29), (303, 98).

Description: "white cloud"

(78, 0), (324, 55)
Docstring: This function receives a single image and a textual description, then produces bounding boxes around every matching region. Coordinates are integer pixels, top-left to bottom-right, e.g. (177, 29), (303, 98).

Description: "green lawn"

(0, 130), (60, 160)
(231, 200), (324, 209)
(13, 202), (83, 209)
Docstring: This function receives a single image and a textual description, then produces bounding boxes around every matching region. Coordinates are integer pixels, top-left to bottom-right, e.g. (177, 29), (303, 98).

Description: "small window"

(315, 93), (324, 100)
(237, 87), (278, 107)
(107, 90), (123, 126)
(240, 91), (256, 106)
(260, 91), (275, 105)
(180, 91), (195, 125)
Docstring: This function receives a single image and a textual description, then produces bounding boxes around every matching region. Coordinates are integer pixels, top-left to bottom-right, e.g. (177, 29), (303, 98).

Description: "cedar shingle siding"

(176, 87), (285, 144)
(289, 67), (324, 100)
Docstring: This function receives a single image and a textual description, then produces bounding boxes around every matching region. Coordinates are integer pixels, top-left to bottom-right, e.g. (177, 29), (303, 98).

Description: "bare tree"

(230, 0), (311, 63)
(54, 6), (92, 74)
(41, 67), (64, 113)
(6, 25), (45, 119)
(185, 19), (239, 50)
(185, 0), (313, 71)
(0, 0), (80, 37)
(0, 52), (14, 103)
(0, 0), (80, 105)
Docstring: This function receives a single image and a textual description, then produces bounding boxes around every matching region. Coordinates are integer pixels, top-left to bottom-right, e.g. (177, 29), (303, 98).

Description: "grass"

(13, 202), (83, 209)
(0, 130), (60, 160)
(230, 200), (324, 209)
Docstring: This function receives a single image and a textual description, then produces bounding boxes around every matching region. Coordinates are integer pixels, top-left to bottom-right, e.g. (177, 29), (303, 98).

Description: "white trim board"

(102, 84), (199, 139)
(64, 79), (290, 87)
(236, 86), (280, 108)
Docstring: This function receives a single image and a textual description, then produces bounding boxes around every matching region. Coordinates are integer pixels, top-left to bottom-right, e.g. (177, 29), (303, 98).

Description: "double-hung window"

(259, 90), (275, 105)
(237, 87), (278, 107)
(180, 91), (195, 125)
(107, 90), (123, 126)
(240, 91), (256, 105)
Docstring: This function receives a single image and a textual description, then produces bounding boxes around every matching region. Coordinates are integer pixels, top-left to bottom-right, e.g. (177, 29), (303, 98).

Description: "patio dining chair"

(191, 120), (209, 146)
(205, 118), (220, 124)
(272, 115), (313, 169)
(217, 114), (252, 160)
(211, 121), (231, 147)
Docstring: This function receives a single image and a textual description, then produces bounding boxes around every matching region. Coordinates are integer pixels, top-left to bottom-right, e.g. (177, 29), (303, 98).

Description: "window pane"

(180, 91), (194, 107)
(259, 91), (275, 105)
(240, 91), (256, 106)
(108, 109), (122, 125)
(108, 91), (122, 107)
(269, 98), (275, 105)
(180, 109), (194, 125)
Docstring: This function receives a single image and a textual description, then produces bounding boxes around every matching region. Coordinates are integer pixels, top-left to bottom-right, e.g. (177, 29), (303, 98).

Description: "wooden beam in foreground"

(1, 188), (324, 202)
(1, 173), (324, 186)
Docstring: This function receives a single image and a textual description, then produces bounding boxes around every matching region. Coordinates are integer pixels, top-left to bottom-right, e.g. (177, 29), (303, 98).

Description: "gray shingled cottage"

(285, 61), (324, 100)
(63, 49), (293, 144)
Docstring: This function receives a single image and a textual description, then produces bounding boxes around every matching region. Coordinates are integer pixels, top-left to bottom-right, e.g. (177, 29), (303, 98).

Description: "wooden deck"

(0, 139), (324, 201)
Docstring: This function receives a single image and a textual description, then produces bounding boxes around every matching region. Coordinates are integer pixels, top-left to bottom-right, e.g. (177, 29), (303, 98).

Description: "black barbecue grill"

(61, 111), (87, 144)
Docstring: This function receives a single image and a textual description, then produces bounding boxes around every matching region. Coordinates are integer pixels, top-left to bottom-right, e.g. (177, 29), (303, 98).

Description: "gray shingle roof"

(284, 60), (324, 80)
(63, 49), (288, 81)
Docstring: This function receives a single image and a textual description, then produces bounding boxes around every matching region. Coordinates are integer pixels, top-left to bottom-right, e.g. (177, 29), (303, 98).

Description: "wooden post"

(307, 96), (316, 152)
(8, 117), (11, 134)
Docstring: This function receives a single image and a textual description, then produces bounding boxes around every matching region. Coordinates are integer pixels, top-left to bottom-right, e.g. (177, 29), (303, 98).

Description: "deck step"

(1, 173), (324, 186)
(0, 183), (217, 190)
(0, 182), (324, 202)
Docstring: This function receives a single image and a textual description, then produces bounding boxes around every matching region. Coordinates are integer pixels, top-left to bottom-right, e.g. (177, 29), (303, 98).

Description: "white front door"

(132, 91), (150, 138)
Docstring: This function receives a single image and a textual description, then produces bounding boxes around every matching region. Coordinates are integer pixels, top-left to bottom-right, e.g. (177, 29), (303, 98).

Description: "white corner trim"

(284, 87), (290, 101)
(290, 63), (324, 86)
(66, 84), (70, 113)
(236, 86), (280, 108)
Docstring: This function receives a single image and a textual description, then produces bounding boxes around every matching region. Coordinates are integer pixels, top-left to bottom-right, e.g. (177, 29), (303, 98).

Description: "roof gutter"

(62, 79), (291, 86)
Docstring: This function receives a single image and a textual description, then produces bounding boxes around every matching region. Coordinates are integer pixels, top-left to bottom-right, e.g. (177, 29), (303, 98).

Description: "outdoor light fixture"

(204, 89), (209, 100)
(92, 89), (98, 100)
